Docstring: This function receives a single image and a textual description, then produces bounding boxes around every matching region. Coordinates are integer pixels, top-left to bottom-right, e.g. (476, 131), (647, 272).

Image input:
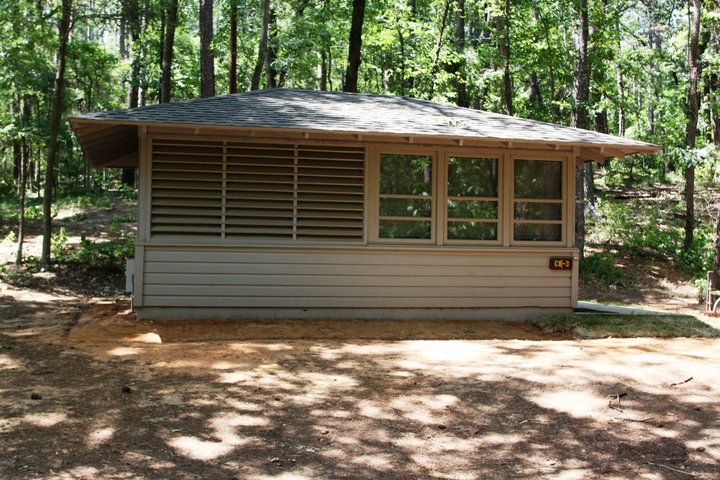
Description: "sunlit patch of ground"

(1, 298), (719, 479)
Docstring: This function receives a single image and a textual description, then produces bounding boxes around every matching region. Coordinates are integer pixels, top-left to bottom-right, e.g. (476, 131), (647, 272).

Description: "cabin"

(69, 89), (660, 321)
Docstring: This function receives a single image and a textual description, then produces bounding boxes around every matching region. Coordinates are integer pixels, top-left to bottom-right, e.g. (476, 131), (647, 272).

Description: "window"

(378, 153), (434, 240)
(446, 156), (499, 242)
(513, 159), (563, 242)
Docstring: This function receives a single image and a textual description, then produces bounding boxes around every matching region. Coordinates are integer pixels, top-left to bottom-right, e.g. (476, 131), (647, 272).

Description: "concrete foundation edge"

(136, 307), (573, 322)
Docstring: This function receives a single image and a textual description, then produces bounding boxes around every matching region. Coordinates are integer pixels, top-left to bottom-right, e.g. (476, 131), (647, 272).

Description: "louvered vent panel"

(150, 139), (365, 242)
(151, 140), (224, 238)
(225, 143), (295, 239)
(297, 145), (364, 241)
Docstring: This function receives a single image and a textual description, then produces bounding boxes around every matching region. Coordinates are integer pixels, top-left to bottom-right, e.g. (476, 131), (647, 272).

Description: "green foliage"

(534, 313), (720, 338)
(588, 193), (714, 278)
(51, 226), (69, 260)
(53, 236), (135, 272)
(581, 250), (626, 286)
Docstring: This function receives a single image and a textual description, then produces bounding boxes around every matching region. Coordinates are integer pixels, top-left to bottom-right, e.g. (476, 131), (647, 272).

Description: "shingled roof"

(70, 88), (660, 167)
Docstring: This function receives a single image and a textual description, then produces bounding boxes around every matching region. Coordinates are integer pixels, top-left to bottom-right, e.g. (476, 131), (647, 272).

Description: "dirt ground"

(2, 195), (719, 479)
(1, 282), (719, 480)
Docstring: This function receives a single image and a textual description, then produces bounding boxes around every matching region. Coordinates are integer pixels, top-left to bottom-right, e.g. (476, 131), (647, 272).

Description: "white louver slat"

(150, 139), (365, 242)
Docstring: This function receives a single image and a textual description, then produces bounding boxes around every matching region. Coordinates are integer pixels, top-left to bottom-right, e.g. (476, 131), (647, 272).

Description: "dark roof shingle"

(72, 88), (657, 150)
(70, 89), (659, 166)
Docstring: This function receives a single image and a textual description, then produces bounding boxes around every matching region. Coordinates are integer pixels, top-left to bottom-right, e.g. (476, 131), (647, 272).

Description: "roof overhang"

(70, 119), (139, 168)
(69, 117), (662, 169)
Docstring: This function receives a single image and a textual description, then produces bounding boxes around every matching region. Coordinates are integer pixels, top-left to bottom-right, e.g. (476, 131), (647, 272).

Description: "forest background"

(1, 0), (719, 303)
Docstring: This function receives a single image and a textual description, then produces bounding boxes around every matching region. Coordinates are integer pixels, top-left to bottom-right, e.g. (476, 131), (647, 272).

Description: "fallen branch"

(670, 376), (693, 387)
(646, 462), (696, 477)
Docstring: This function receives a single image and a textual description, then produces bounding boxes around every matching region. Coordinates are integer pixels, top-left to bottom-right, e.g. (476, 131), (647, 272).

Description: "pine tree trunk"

(495, 0), (513, 116)
(343, 0), (366, 92)
(160, 0), (178, 103)
(319, 49), (328, 91)
(684, 0), (701, 252)
(122, 0), (140, 186)
(429, 0), (452, 99)
(229, 0), (238, 93)
(616, 69), (625, 136)
(16, 131), (28, 265)
(199, 0), (215, 97)
(572, 0), (589, 258)
(251, 0), (270, 90)
(528, 72), (541, 102)
(126, 0), (141, 109)
(453, 0), (469, 107)
(41, 0), (72, 266)
(265, 7), (278, 88)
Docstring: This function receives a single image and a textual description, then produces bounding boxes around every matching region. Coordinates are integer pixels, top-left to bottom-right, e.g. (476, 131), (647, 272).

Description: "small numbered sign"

(549, 257), (573, 270)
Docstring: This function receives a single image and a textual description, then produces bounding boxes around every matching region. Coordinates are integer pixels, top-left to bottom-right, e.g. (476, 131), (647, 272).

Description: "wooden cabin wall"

(131, 131), (579, 320)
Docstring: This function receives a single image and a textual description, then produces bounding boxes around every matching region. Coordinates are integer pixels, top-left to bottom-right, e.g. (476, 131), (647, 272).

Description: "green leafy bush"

(581, 251), (626, 286)
(55, 236), (134, 272)
(588, 195), (714, 279)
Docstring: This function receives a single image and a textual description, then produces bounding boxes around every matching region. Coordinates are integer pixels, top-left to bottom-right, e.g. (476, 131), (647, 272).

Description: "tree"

(229, 0), (238, 93)
(200, 0), (215, 97)
(452, 0), (469, 107)
(683, 0), (701, 252)
(41, 0), (73, 265)
(160, 0), (179, 103)
(496, 0), (513, 115)
(251, 0), (270, 90)
(572, 0), (590, 258)
(344, 0), (366, 92)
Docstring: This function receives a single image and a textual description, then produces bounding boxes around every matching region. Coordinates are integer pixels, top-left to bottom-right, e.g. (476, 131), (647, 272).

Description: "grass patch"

(534, 313), (720, 339)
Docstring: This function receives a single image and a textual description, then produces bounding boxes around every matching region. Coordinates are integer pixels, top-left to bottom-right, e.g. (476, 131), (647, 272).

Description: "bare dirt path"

(1, 289), (719, 480)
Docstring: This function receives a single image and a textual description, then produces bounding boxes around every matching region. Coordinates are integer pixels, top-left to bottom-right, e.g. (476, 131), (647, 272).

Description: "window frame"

(441, 150), (503, 246)
(509, 153), (569, 246)
(369, 147), (438, 245)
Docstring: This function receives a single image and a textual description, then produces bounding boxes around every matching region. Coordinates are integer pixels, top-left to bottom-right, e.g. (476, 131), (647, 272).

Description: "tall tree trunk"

(343, 0), (366, 92)
(684, 0), (701, 252)
(119, 18), (128, 58)
(199, 0), (215, 97)
(229, 0), (238, 93)
(616, 67), (625, 136)
(495, 0), (513, 115)
(710, 72), (720, 151)
(127, 1), (141, 108)
(122, 0), (141, 188)
(16, 101), (30, 264)
(265, 6), (278, 88)
(160, 0), (178, 103)
(251, 0), (270, 90)
(538, 9), (557, 121)
(453, 0), (469, 107)
(429, 0), (452, 98)
(319, 49), (328, 90)
(41, 0), (72, 266)
(528, 72), (541, 102)
(585, 105), (608, 220)
(572, 0), (589, 258)
(17, 142), (28, 264)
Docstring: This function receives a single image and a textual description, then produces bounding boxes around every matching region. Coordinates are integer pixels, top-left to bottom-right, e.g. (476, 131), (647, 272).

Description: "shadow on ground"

(1, 303), (718, 479)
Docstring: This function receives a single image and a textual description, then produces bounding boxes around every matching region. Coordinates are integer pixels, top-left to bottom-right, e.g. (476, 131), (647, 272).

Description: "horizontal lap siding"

(141, 247), (572, 309)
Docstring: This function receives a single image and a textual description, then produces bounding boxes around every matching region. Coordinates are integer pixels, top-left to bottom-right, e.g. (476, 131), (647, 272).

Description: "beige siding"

(139, 245), (574, 314)
(133, 133), (581, 321)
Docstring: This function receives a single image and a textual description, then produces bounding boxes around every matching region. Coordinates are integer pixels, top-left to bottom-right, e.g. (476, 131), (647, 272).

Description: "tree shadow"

(1, 328), (718, 479)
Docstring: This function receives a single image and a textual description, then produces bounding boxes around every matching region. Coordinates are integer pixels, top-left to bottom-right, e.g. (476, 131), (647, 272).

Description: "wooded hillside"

(0, 0), (719, 276)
